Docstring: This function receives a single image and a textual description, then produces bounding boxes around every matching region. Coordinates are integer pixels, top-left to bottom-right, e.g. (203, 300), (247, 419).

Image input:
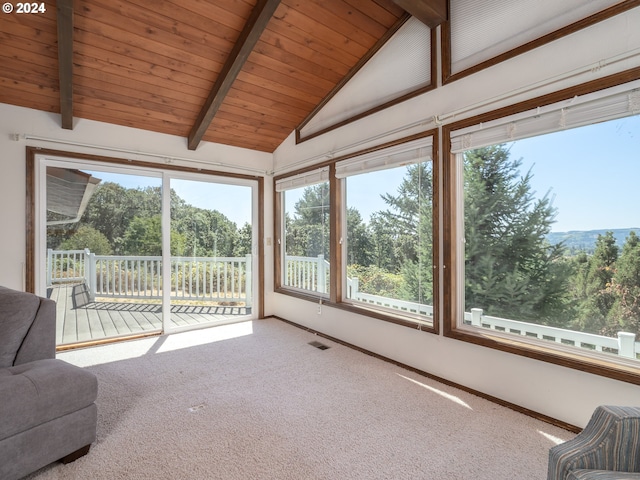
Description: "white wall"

(0, 106), (271, 290)
(269, 7), (640, 428)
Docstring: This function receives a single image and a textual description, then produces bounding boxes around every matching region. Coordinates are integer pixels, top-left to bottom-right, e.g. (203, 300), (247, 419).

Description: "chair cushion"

(0, 287), (40, 368)
(0, 359), (98, 441)
(568, 470), (640, 480)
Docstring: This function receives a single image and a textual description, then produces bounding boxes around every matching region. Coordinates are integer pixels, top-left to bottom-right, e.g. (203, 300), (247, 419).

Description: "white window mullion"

(161, 172), (171, 333)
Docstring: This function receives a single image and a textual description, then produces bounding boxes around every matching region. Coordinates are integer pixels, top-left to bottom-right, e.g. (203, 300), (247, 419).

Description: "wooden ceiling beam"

(57, 0), (74, 129)
(392, 0), (447, 28)
(187, 0), (281, 151)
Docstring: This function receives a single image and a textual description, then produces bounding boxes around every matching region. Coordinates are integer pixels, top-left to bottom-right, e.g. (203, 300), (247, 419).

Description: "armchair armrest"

(548, 406), (640, 480)
(0, 287), (55, 367)
(14, 296), (56, 365)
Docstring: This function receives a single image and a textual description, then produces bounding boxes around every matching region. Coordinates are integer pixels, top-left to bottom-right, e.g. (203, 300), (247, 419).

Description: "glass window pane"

(46, 169), (163, 346)
(169, 179), (254, 327)
(282, 182), (330, 295)
(462, 114), (640, 362)
(345, 162), (433, 324)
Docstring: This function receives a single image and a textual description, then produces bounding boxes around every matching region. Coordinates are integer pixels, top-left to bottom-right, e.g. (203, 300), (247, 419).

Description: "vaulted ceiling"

(0, 0), (447, 153)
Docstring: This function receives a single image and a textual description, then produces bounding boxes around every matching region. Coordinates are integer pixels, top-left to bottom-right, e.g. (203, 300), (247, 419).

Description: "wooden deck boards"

(48, 284), (249, 346)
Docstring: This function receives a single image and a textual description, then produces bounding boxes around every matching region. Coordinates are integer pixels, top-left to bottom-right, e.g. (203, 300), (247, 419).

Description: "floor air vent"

(309, 341), (330, 350)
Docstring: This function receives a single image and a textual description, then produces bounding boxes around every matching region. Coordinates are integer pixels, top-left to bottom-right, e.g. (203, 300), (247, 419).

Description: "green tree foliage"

(463, 145), (572, 323)
(368, 212), (400, 271)
(609, 231), (640, 335)
(374, 163), (433, 304)
(121, 215), (186, 256)
(565, 231), (640, 337)
(571, 232), (619, 334)
(346, 208), (372, 267)
(285, 183), (330, 258)
(234, 223), (253, 257)
(171, 206), (239, 258)
(81, 183), (162, 253)
(59, 181), (245, 259)
(346, 264), (404, 298)
(58, 225), (113, 255)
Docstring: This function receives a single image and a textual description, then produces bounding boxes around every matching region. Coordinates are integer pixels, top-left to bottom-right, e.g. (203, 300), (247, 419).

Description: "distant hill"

(547, 228), (640, 254)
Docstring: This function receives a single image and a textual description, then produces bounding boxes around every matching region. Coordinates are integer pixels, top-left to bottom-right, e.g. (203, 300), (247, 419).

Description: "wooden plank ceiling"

(0, 0), (444, 153)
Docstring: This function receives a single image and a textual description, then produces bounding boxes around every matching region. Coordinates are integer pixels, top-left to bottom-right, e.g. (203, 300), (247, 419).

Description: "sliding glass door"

(165, 177), (255, 332)
(46, 166), (164, 346)
(38, 156), (258, 347)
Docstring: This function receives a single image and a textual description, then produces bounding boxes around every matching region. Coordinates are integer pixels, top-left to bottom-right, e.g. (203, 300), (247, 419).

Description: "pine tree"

(463, 145), (572, 323)
(375, 163), (433, 304)
(608, 231), (640, 336)
(571, 232), (619, 334)
(346, 208), (372, 267)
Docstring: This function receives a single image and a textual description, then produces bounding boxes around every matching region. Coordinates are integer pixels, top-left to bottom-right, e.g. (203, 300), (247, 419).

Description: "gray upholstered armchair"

(0, 286), (98, 480)
(548, 405), (640, 480)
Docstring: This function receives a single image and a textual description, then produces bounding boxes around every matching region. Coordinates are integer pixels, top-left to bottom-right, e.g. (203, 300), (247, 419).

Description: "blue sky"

(288, 115), (640, 234)
(88, 114), (638, 234)
(508, 115), (640, 232)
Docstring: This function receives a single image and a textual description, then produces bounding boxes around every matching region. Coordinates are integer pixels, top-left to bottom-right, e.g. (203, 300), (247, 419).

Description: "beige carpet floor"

(27, 318), (574, 479)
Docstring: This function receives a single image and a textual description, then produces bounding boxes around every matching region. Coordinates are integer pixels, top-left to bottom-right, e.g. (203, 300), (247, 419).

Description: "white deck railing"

(284, 254), (329, 293)
(347, 277), (434, 318)
(282, 255), (639, 360)
(49, 250), (638, 359)
(47, 249), (89, 284)
(464, 308), (640, 359)
(48, 249), (251, 304)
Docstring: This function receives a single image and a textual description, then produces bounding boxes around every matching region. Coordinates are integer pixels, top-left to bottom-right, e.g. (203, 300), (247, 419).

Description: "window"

(444, 0), (631, 82)
(447, 80), (640, 374)
(337, 138), (434, 326)
(275, 134), (435, 329)
(276, 168), (330, 296)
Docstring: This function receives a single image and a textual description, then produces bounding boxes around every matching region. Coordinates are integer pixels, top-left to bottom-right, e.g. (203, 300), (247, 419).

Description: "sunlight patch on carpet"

(58, 321), (254, 367)
(156, 321), (254, 353)
(397, 373), (473, 409)
(538, 430), (566, 445)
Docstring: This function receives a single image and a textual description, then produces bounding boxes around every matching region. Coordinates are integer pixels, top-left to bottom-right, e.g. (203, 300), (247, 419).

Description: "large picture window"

(448, 81), (640, 372)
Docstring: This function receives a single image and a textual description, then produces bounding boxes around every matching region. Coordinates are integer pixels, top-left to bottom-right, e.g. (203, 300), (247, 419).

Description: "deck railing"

(49, 250), (638, 359)
(464, 308), (640, 359)
(48, 249), (251, 304)
(282, 255), (639, 360)
(284, 254), (329, 293)
(47, 249), (89, 285)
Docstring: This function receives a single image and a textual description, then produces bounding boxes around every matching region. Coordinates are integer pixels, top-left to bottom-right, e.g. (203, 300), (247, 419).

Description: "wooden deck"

(48, 284), (250, 346)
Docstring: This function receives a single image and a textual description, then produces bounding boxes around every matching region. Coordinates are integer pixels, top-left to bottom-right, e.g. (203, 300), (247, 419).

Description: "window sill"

(274, 287), (437, 333)
(445, 323), (640, 386)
